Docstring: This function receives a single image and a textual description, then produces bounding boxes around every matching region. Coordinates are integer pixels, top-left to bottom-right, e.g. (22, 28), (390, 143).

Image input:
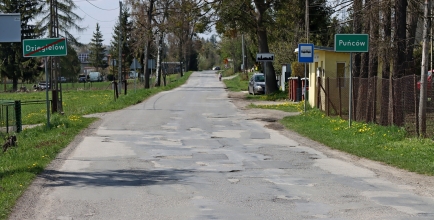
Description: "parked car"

(78, 76), (86, 83)
(58, 77), (66, 82)
(417, 70), (432, 90)
(248, 73), (265, 95)
(88, 71), (103, 82)
(212, 66), (221, 70)
(38, 81), (51, 90)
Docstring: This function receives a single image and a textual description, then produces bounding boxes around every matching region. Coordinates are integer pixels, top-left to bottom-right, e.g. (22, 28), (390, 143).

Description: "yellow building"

(304, 46), (351, 109)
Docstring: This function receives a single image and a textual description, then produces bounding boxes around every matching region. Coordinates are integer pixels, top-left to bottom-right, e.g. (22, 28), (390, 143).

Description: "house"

(296, 46), (351, 109)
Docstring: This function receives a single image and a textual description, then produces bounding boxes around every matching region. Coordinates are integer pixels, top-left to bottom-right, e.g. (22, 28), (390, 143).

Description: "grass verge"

(223, 73), (434, 176)
(0, 72), (192, 219)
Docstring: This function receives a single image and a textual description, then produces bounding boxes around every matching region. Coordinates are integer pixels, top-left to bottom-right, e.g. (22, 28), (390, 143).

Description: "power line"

(76, 6), (118, 23)
(85, 0), (119, 11)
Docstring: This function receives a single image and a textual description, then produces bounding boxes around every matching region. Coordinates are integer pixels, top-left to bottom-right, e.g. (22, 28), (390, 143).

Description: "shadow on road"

(40, 168), (193, 187)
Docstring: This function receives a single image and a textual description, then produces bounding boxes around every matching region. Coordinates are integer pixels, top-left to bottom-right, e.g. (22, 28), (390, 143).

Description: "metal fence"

(316, 75), (434, 137)
(0, 100), (21, 134)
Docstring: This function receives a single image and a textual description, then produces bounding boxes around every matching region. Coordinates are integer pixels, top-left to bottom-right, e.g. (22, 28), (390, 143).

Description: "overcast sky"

(72, 0), (215, 46)
(73, 0), (120, 46)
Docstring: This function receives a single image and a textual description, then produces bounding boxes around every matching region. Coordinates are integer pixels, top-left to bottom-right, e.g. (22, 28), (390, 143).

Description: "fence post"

(373, 77), (377, 123)
(338, 77), (342, 118)
(317, 76), (321, 109)
(14, 100), (21, 133)
(326, 77), (329, 116)
(414, 74), (419, 136)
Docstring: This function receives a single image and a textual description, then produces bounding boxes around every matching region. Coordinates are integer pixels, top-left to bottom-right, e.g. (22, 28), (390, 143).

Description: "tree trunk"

(144, 0), (155, 89)
(356, 0), (369, 121)
(257, 24), (277, 94)
(406, 2), (420, 74)
(155, 32), (164, 87)
(391, 0), (407, 126)
(352, 0), (363, 78)
(367, 1), (379, 123)
(380, 0), (392, 126)
(254, 0), (277, 94)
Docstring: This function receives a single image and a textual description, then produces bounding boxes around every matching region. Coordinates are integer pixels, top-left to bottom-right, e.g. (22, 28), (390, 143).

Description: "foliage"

(219, 35), (242, 73)
(0, 0), (42, 90)
(88, 23), (106, 72)
(291, 61), (306, 77)
(109, 6), (133, 79)
(197, 37), (220, 70)
(35, 0), (84, 45)
(59, 44), (81, 80)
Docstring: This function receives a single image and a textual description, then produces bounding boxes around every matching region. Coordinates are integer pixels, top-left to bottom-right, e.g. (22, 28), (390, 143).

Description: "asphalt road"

(10, 71), (434, 219)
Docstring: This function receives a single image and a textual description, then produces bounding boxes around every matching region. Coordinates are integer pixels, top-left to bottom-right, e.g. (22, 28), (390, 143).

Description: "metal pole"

(304, 63), (307, 112)
(349, 52), (353, 127)
(45, 57), (50, 128)
(242, 34), (245, 73)
(264, 62), (266, 94)
(118, 1), (122, 94)
(134, 59), (137, 93)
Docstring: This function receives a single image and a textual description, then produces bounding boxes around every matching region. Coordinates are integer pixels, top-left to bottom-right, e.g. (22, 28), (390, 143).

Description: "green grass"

(0, 72), (191, 219)
(280, 108), (434, 175)
(222, 74), (249, 92)
(248, 101), (303, 112)
(223, 74), (434, 176)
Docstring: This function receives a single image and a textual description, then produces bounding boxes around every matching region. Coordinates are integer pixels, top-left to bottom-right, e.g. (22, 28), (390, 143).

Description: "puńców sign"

(23, 38), (67, 57)
(334, 34), (369, 52)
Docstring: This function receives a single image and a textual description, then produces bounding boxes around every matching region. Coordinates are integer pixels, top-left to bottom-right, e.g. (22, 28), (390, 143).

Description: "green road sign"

(334, 34), (369, 52)
(23, 38), (67, 57)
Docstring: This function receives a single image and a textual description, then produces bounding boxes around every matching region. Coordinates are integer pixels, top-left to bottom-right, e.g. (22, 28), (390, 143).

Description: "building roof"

(294, 46), (335, 53)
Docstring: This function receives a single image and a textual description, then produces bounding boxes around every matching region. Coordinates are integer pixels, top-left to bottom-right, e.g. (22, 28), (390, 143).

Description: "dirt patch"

(228, 91), (434, 198)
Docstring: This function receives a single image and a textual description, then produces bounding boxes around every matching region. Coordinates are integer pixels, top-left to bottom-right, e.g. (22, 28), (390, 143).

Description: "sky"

(73, 0), (120, 46)
(72, 0), (215, 46)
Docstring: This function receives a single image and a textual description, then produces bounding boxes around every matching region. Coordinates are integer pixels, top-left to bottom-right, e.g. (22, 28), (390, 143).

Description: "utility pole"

(419, 0), (431, 136)
(118, 1), (123, 94)
(50, 0), (62, 113)
(242, 34), (245, 74)
(305, 0), (309, 43)
(304, 0), (309, 112)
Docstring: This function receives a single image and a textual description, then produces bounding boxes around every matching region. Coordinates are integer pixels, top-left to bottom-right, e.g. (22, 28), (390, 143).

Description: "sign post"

(334, 34), (369, 127)
(23, 38), (67, 129)
(298, 43), (314, 113)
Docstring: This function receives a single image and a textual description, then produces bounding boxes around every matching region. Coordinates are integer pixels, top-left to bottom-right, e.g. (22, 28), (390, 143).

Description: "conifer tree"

(0, 0), (42, 91)
(89, 23), (106, 72)
(109, 7), (133, 80)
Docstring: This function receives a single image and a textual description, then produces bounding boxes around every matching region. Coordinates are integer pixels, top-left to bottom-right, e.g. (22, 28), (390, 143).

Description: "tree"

(219, 35), (242, 74)
(197, 37), (220, 70)
(109, 6), (133, 81)
(88, 23), (106, 72)
(0, 0), (42, 91)
(59, 44), (81, 81)
(36, 0), (84, 45)
(216, 0), (332, 94)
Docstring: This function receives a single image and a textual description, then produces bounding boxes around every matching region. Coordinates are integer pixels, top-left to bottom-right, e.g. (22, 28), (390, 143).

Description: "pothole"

(265, 123), (285, 130)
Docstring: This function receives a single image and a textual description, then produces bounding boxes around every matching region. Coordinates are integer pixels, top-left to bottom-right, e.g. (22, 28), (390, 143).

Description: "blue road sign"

(298, 43), (314, 63)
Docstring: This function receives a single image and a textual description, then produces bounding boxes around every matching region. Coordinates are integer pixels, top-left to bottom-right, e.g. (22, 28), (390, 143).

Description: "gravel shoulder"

(228, 91), (434, 198)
